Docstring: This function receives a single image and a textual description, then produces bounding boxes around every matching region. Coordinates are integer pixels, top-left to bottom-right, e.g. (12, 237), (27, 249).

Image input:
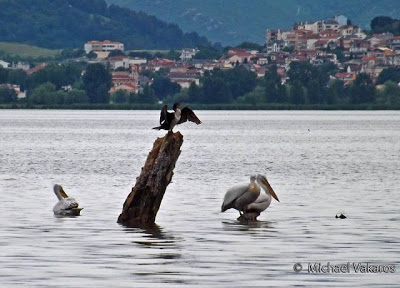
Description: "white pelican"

(152, 103), (202, 131)
(244, 174), (280, 214)
(53, 184), (83, 216)
(221, 174), (279, 220)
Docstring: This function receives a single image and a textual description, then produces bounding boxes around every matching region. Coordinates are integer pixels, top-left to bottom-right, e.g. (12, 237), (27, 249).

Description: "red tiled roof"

(361, 57), (380, 61)
(384, 50), (394, 56)
(336, 72), (351, 78)
(121, 83), (137, 89)
(232, 51), (253, 57)
(27, 63), (46, 75)
(315, 40), (328, 45)
(373, 40), (388, 48)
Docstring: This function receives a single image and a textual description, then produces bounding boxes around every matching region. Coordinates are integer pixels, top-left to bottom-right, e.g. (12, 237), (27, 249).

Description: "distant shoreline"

(0, 103), (399, 110)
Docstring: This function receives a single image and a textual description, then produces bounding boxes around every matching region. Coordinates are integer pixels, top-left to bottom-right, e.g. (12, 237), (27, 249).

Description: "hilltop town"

(0, 15), (400, 108)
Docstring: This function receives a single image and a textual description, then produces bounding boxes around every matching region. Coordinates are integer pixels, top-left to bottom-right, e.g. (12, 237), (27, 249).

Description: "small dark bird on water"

(152, 103), (202, 131)
(335, 213), (347, 219)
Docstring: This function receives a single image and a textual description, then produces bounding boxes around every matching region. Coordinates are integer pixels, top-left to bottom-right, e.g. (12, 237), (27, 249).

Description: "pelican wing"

(245, 193), (270, 213)
(53, 198), (79, 214)
(64, 197), (79, 209)
(221, 184), (249, 212)
(177, 107), (202, 125)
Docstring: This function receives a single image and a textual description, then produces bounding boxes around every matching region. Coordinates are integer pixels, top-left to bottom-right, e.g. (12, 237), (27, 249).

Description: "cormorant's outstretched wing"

(160, 105), (175, 124)
(160, 105), (168, 124)
(177, 107), (202, 125)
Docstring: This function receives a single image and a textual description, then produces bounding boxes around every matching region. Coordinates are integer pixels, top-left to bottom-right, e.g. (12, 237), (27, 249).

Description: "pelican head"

(53, 184), (69, 201)
(256, 174), (279, 202)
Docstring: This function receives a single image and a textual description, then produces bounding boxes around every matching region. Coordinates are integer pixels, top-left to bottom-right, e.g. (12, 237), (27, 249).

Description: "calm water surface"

(0, 110), (399, 287)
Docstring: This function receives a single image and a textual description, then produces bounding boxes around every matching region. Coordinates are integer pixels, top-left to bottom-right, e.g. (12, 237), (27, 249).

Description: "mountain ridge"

(0, 0), (210, 50)
(107, 0), (400, 46)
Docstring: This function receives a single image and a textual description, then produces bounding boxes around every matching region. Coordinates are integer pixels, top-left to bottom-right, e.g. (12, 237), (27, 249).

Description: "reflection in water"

(53, 214), (82, 219)
(221, 219), (275, 231)
(121, 224), (185, 284)
(122, 223), (179, 250)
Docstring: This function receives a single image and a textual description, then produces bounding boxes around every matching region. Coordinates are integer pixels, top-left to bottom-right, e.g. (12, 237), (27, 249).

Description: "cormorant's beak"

(261, 177), (280, 202)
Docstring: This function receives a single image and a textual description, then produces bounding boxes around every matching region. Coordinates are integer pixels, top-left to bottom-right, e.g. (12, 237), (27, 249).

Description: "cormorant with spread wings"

(152, 103), (202, 131)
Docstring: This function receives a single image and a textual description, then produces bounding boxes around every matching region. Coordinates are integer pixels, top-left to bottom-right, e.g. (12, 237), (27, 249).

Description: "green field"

(0, 42), (60, 58)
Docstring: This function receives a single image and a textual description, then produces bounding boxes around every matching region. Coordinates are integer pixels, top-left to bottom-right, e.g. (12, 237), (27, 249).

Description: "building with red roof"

(26, 63), (46, 75)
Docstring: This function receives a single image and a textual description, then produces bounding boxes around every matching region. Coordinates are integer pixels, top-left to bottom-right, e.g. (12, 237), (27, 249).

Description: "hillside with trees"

(107, 0), (400, 46)
(0, 0), (210, 50)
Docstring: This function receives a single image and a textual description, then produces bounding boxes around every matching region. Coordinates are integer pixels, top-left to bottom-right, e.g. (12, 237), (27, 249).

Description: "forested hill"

(108, 0), (400, 46)
(0, 0), (210, 50)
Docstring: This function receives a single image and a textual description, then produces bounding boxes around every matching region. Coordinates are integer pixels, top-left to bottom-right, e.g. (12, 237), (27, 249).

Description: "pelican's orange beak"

(59, 187), (69, 198)
(261, 177), (280, 202)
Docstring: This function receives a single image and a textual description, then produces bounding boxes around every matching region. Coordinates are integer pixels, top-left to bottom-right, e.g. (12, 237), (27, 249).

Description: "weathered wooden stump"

(118, 131), (183, 227)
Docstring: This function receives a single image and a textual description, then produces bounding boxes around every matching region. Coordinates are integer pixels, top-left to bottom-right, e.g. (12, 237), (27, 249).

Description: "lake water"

(0, 110), (399, 287)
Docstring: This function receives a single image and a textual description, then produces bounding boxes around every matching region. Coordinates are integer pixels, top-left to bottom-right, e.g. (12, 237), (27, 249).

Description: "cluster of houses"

(0, 61), (47, 99)
(2, 15), (400, 100)
(87, 15), (400, 95)
(85, 44), (271, 95)
(265, 15), (400, 85)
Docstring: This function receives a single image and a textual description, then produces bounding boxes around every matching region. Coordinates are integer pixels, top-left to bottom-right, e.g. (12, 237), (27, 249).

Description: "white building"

(107, 56), (147, 70)
(84, 40), (124, 54)
(0, 60), (10, 68)
(297, 19), (340, 34)
(12, 61), (30, 70)
(180, 48), (199, 61)
(297, 21), (323, 34)
(323, 20), (339, 32)
(128, 58), (147, 65)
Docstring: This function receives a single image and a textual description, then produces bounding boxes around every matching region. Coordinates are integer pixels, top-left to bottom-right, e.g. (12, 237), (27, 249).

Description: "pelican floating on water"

(221, 174), (279, 220)
(53, 184), (83, 216)
(152, 103), (202, 131)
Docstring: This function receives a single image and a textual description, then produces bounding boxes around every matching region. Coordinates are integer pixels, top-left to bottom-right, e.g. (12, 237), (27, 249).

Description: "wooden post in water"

(117, 131), (183, 227)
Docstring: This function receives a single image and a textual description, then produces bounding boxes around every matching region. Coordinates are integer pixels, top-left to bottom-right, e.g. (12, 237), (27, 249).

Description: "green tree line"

(370, 16), (400, 35)
(1, 60), (400, 108)
(157, 63), (400, 108)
